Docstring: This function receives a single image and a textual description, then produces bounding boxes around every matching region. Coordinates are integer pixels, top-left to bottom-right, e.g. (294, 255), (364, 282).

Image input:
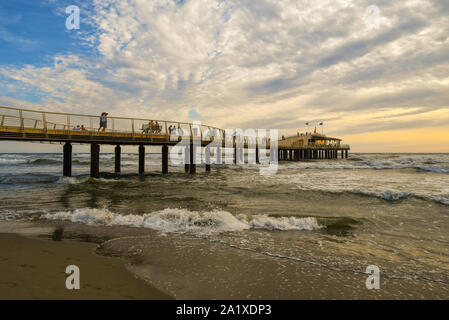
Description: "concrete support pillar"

(138, 145), (145, 174)
(114, 145), (121, 173)
(63, 142), (72, 177)
(345, 150), (348, 159)
(90, 143), (100, 178)
(162, 145), (168, 174)
(234, 145), (237, 164)
(205, 146), (211, 172)
(185, 145), (190, 172)
(256, 145), (260, 164)
(190, 143), (196, 174)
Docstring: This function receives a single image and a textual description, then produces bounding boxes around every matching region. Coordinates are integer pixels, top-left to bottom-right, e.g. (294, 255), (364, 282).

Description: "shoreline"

(1, 221), (449, 299)
(0, 232), (172, 300)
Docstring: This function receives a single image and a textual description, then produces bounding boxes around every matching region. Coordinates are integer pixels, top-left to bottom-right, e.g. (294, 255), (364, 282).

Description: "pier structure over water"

(0, 106), (350, 177)
(278, 133), (350, 160)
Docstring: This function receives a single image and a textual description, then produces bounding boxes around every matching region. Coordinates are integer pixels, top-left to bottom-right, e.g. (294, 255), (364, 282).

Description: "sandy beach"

(0, 233), (171, 300)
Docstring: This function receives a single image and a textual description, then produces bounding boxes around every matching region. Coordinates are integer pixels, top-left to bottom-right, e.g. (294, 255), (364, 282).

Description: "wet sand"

(99, 232), (449, 300)
(0, 233), (172, 300)
(2, 220), (449, 300)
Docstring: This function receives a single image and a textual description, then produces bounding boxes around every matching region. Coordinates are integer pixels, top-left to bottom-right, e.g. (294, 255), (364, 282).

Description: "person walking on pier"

(98, 112), (108, 132)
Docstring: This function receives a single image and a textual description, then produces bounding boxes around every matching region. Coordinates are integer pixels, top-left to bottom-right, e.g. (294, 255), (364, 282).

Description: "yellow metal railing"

(0, 105), (226, 143)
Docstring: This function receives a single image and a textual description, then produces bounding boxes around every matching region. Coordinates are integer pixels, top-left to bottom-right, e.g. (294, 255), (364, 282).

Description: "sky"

(0, 0), (448, 153)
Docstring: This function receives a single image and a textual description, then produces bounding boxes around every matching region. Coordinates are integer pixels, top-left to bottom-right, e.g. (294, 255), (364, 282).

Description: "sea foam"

(41, 207), (323, 234)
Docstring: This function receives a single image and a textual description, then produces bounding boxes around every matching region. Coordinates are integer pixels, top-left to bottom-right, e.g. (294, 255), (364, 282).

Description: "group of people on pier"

(142, 120), (162, 134)
(73, 125), (87, 131)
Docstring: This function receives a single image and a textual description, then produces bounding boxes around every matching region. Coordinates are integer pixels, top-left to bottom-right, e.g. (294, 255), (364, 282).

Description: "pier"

(0, 106), (350, 176)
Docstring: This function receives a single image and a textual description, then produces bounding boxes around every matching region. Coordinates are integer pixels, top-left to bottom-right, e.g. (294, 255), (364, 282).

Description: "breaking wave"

(349, 190), (449, 205)
(40, 208), (323, 234)
(0, 157), (28, 165)
(282, 154), (449, 173)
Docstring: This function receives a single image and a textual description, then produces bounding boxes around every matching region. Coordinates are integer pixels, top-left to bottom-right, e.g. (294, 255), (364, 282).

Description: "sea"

(0, 151), (448, 299)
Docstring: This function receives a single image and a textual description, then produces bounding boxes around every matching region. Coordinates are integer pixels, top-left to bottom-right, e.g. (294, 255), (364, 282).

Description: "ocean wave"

(72, 159), (90, 165)
(30, 158), (61, 165)
(349, 190), (449, 206)
(282, 162), (449, 173)
(352, 190), (412, 201)
(56, 177), (87, 184)
(238, 214), (321, 231)
(0, 157), (61, 166)
(0, 211), (24, 221)
(0, 158), (28, 165)
(279, 154), (449, 173)
(41, 208), (323, 234)
(415, 166), (449, 174)
(0, 209), (47, 221)
(0, 175), (60, 184)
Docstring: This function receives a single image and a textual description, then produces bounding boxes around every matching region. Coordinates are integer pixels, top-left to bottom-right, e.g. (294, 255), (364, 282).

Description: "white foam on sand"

(41, 207), (323, 234)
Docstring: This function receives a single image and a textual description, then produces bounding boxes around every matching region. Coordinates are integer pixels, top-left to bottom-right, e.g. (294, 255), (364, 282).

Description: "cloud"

(0, 0), (448, 143)
(0, 26), (39, 51)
